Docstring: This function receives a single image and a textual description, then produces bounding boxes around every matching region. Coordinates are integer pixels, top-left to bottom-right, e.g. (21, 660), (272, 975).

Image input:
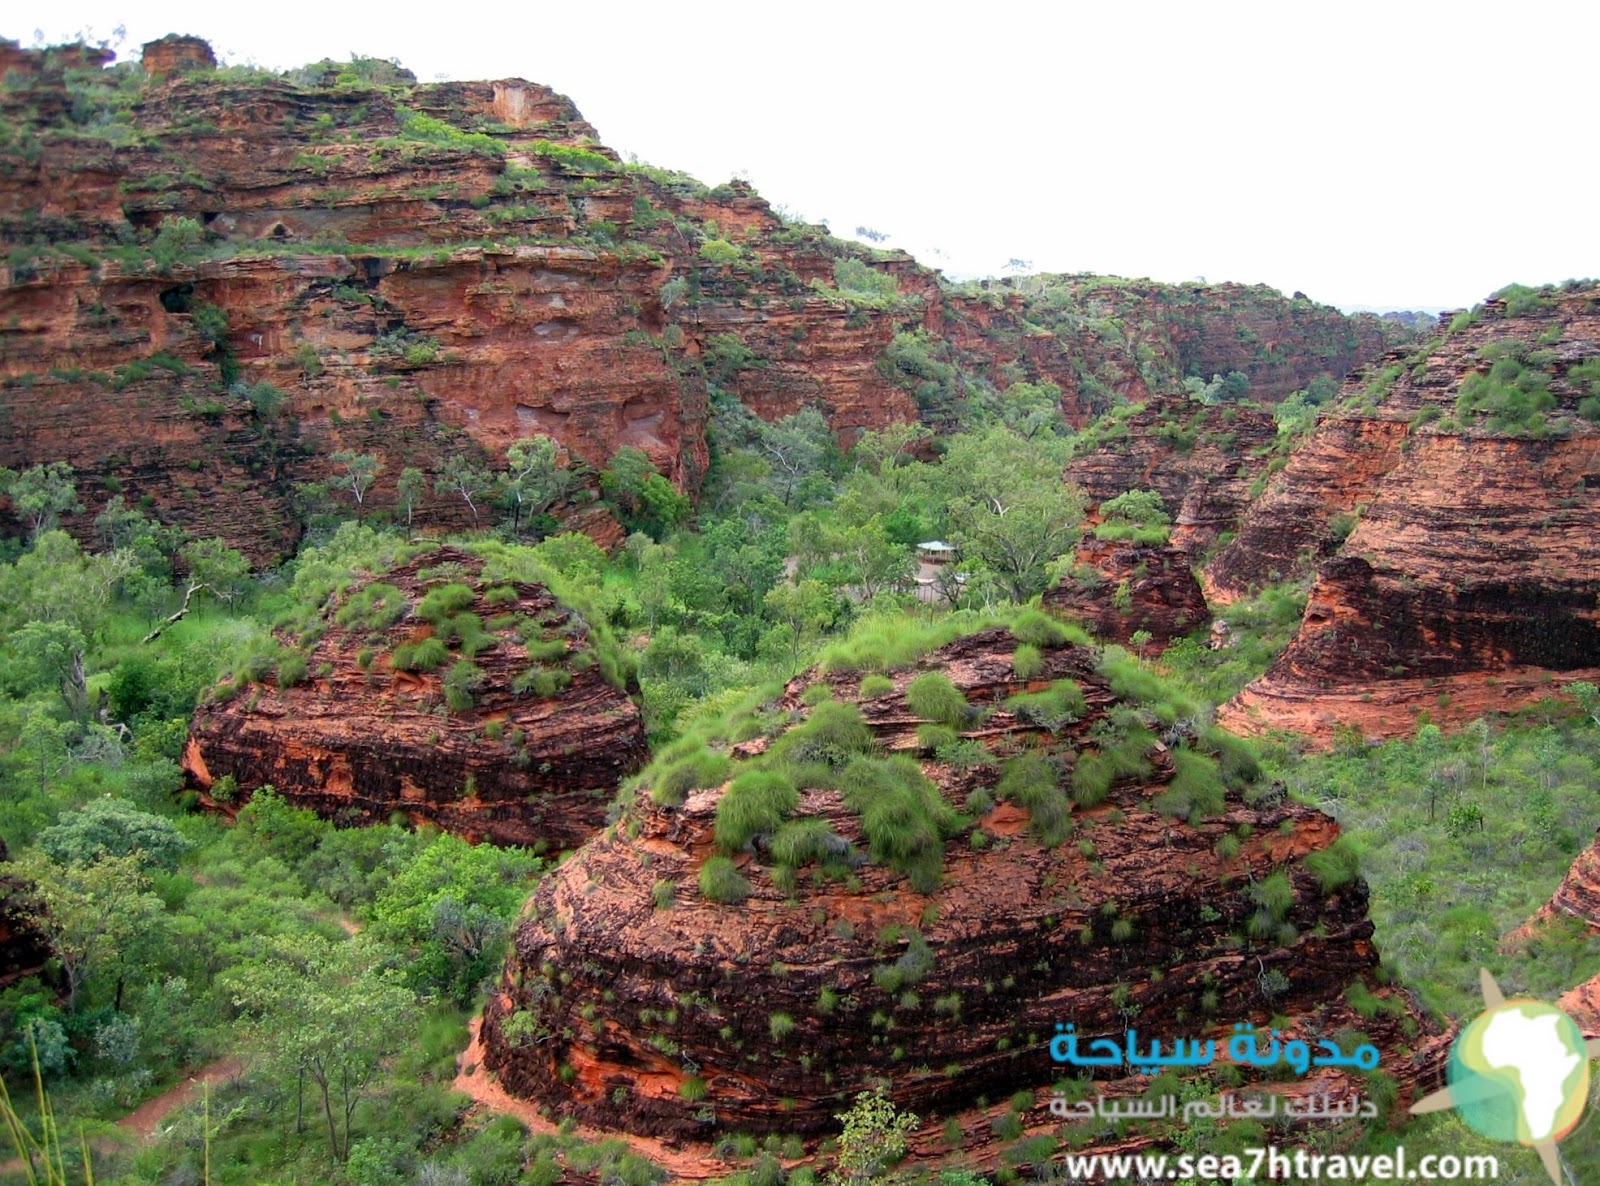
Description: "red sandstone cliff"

(1, 37), (1408, 563)
(1216, 286), (1600, 740)
(183, 545), (647, 848)
(1043, 538), (1209, 651)
(480, 625), (1436, 1166)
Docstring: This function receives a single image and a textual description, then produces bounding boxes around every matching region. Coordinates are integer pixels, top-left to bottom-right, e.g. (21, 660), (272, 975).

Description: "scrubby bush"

(699, 855), (751, 904)
(905, 672), (969, 726)
(770, 817), (841, 867)
(997, 752), (1073, 843)
(443, 660), (483, 712)
(1011, 644), (1044, 680)
(768, 701), (875, 768)
(1071, 753), (1113, 807)
(1006, 680), (1087, 731)
(839, 756), (960, 892)
(651, 749), (732, 807)
(1011, 609), (1083, 648)
(716, 770), (799, 851)
(392, 637), (449, 672)
(1151, 748), (1226, 822)
(859, 674), (895, 698)
(417, 583), (475, 624)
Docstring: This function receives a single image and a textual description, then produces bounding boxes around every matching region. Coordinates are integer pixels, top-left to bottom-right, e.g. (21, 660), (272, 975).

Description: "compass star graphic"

(1411, 968), (1600, 1186)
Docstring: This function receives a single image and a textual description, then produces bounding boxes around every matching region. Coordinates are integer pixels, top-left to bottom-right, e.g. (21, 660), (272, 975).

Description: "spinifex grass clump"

(1010, 608), (1088, 649)
(1006, 680), (1087, 731)
(767, 701), (876, 769)
(838, 755), (962, 892)
(716, 770), (800, 851)
(1151, 748), (1225, 822)
(996, 752), (1073, 843)
(650, 748), (733, 807)
(905, 671), (969, 727)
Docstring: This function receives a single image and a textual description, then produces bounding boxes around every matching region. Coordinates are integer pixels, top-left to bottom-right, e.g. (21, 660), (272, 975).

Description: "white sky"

(15, 0), (1600, 310)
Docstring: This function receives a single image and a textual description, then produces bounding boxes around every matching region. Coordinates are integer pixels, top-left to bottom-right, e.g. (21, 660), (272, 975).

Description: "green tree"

(8, 462), (80, 537)
(829, 1087), (919, 1186)
(37, 798), (193, 872)
(11, 851), (166, 1014)
(436, 452), (492, 527)
(939, 427), (1084, 602)
(179, 537), (250, 604)
(1568, 681), (1600, 728)
(329, 451), (383, 509)
(395, 466), (426, 530)
(7, 620), (90, 720)
(501, 436), (574, 536)
(762, 579), (837, 673)
(222, 933), (417, 1161)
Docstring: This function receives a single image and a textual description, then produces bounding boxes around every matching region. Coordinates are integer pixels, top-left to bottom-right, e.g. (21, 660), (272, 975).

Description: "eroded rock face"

(139, 35), (216, 79)
(1, 38), (1408, 562)
(1066, 396), (1280, 564)
(183, 547), (647, 848)
(1043, 539), (1208, 651)
(1216, 287), (1600, 740)
(481, 627), (1433, 1148)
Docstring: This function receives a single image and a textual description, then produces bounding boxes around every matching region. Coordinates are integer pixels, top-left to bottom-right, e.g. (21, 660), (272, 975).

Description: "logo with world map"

(1412, 969), (1600, 1184)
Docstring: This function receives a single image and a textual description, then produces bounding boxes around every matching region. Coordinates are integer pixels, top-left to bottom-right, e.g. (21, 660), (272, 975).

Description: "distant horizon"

(12, 2), (1598, 312)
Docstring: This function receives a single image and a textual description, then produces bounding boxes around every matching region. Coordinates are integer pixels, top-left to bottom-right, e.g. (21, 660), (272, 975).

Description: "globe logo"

(1413, 968), (1600, 1185)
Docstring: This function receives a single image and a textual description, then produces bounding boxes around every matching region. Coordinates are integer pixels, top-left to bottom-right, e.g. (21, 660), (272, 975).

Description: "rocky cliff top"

(2, 35), (1410, 562)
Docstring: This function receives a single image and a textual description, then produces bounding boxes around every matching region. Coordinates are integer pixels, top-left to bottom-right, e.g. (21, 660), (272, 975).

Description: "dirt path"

(452, 1018), (728, 1182)
(116, 1058), (244, 1138)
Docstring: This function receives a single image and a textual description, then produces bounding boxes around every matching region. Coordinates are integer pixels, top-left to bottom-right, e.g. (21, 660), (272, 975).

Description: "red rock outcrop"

(1, 36), (1410, 563)
(183, 545), (647, 848)
(481, 625), (1436, 1158)
(1066, 395), (1281, 563)
(1043, 538), (1208, 651)
(139, 35), (216, 79)
(1218, 286), (1600, 741)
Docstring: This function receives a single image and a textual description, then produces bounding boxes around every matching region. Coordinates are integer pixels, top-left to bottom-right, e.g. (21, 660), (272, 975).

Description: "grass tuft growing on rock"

(716, 770), (800, 851)
(699, 855), (752, 904)
(905, 671), (969, 726)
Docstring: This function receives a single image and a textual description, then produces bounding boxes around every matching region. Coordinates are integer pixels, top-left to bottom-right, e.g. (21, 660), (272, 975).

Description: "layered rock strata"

(183, 546), (646, 847)
(482, 626), (1434, 1154)
(1216, 286), (1600, 740)
(2, 37), (1409, 562)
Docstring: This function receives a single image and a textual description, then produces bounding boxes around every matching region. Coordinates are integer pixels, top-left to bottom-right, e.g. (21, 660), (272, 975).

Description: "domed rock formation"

(184, 545), (646, 848)
(1215, 284), (1600, 741)
(481, 620), (1434, 1153)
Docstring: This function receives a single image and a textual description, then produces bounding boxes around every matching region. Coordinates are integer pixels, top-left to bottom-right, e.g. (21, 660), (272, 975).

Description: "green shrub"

(334, 581), (406, 630)
(1152, 748), (1226, 822)
(1197, 726), (1261, 788)
(1011, 644), (1044, 680)
(524, 637), (569, 663)
(277, 653), (309, 687)
(839, 756), (959, 892)
(392, 637), (449, 672)
(916, 723), (959, 753)
(768, 1012), (797, 1041)
(716, 770), (799, 851)
(1304, 838), (1361, 891)
(699, 856), (752, 904)
(651, 750), (733, 806)
(1006, 680), (1087, 731)
(443, 660), (483, 712)
(905, 672), (968, 726)
(1097, 647), (1201, 723)
(768, 701), (875, 768)
(859, 674), (895, 698)
(483, 585), (518, 604)
(700, 239), (742, 264)
(417, 583), (475, 624)
(512, 666), (571, 698)
(771, 817), (840, 867)
(680, 1075), (708, 1100)
(1071, 753), (1113, 807)
(801, 682), (834, 706)
(997, 753), (1072, 843)
(1011, 609), (1079, 648)
(652, 880), (675, 910)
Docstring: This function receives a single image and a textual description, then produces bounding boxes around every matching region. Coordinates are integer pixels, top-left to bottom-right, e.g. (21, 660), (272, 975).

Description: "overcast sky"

(15, 1), (1599, 310)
